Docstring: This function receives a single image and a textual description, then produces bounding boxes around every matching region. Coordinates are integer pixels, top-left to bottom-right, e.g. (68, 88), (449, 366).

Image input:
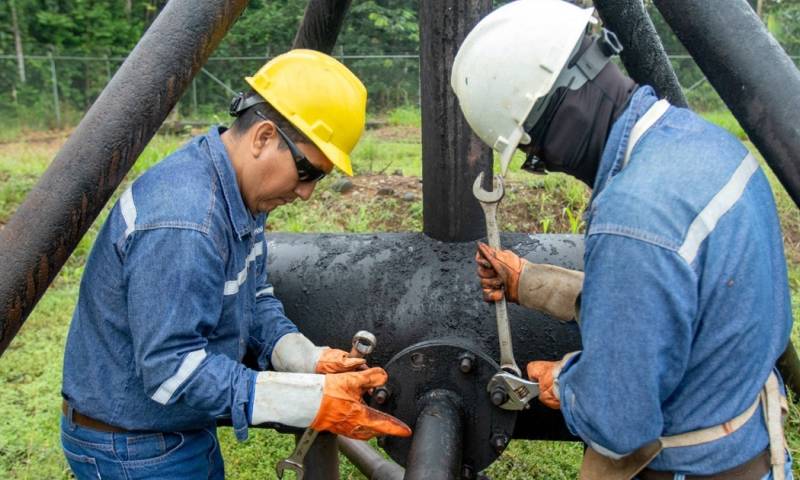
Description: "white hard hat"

(452, 0), (620, 176)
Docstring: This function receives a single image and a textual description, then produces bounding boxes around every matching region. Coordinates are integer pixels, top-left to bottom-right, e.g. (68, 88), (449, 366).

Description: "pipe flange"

(370, 339), (517, 472)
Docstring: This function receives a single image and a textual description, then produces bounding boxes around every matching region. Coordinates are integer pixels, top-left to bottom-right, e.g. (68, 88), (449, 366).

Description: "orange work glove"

(310, 367), (412, 440)
(475, 242), (524, 303)
(527, 360), (561, 410)
(315, 348), (367, 374)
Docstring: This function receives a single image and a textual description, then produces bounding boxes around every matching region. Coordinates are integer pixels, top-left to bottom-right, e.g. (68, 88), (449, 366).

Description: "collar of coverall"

(525, 45), (637, 187)
(206, 126), (263, 239)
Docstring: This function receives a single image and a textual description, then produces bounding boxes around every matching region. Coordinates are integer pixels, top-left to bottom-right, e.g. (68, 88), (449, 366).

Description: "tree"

(10, 0), (25, 83)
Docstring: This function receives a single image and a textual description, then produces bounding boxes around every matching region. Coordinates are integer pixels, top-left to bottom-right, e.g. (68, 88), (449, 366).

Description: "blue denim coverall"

(558, 87), (793, 477)
(61, 127), (297, 477)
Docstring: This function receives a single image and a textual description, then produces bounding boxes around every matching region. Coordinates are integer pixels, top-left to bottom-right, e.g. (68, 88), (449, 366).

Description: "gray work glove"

(476, 242), (584, 322)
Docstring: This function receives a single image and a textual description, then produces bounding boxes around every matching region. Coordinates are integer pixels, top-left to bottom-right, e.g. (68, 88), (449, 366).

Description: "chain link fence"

(2, 50), (799, 131)
(0, 50), (421, 130)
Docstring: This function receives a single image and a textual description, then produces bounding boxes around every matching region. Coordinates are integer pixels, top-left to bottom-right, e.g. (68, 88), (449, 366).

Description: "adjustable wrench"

(473, 172), (521, 378)
(275, 428), (318, 480)
(275, 331), (377, 479)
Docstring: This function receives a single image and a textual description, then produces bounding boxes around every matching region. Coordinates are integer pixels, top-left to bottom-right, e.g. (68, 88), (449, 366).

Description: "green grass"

(0, 125), (798, 479)
(350, 132), (421, 176)
(386, 105), (421, 128)
(701, 110), (748, 141)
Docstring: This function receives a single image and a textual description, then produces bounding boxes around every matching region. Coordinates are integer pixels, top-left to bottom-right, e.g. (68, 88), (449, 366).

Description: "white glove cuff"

(251, 371), (324, 427)
(271, 332), (325, 373)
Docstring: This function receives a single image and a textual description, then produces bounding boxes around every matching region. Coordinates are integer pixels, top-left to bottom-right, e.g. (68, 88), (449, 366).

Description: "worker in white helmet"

(452, 1), (793, 479)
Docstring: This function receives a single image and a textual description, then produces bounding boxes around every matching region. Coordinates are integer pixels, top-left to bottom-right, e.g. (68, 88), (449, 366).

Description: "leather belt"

(62, 400), (128, 433)
(639, 449), (770, 480)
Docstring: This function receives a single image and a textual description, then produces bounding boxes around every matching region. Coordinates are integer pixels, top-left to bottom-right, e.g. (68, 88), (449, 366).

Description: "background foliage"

(1, 1), (799, 478)
(2, 0), (800, 131)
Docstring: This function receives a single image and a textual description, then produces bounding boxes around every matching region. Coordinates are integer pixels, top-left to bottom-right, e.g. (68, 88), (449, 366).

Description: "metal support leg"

(592, 0), (687, 107)
(0, 0), (250, 357)
(300, 431), (340, 480)
(292, 0), (352, 53)
(338, 437), (405, 480)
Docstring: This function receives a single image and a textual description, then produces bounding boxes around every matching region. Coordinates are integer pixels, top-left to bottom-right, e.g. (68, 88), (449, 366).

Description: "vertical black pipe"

(403, 391), (463, 480)
(292, 0), (352, 54)
(592, 0), (687, 107)
(0, 0), (249, 357)
(653, 0), (800, 207)
(420, 0), (493, 242)
(652, 0), (800, 398)
(338, 437), (405, 480)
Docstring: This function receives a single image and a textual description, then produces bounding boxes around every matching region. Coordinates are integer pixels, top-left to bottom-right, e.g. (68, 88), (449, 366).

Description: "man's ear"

(250, 120), (277, 159)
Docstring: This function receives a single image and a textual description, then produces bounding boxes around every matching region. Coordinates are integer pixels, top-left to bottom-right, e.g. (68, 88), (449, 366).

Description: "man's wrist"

(250, 371), (324, 427)
(270, 332), (325, 373)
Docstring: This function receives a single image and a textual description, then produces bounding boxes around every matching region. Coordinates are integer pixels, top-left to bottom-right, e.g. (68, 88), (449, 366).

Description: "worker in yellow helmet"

(60, 50), (410, 479)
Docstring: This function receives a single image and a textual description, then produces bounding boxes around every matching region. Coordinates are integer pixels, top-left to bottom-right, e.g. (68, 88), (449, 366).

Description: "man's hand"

(311, 368), (412, 440)
(315, 347), (367, 374)
(475, 242), (524, 303)
(527, 361), (560, 409)
(272, 333), (367, 374)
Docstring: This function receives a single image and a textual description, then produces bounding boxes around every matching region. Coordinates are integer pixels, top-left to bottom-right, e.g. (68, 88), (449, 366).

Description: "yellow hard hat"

(246, 49), (367, 176)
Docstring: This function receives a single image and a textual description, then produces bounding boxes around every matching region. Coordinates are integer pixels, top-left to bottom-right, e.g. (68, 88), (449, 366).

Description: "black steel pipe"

(0, 0), (249, 357)
(653, 0), (800, 398)
(593, 0), (687, 107)
(420, 0), (493, 242)
(338, 438), (405, 480)
(267, 232), (583, 442)
(292, 0), (352, 53)
(653, 0), (800, 207)
(403, 390), (464, 480)
(267, 233), (583, 377)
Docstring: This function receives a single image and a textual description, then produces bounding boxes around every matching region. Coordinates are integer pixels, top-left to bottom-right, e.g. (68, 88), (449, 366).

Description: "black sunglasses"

(253, 110), (327, 183)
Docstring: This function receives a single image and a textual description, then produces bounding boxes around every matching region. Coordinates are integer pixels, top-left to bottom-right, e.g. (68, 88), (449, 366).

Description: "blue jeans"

(60, 413), (224, 479)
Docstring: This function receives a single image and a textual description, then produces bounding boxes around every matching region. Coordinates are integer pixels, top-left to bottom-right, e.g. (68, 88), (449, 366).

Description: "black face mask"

(525, 53), (637, 187)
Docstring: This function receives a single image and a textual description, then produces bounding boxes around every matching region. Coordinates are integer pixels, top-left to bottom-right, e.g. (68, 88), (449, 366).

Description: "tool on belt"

(275, 331), (377, 480)
(473, 172), (539, 411)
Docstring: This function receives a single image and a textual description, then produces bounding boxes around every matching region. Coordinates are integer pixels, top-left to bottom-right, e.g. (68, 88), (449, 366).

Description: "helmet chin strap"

(519, 30), (637, 186)
(229, 91), (267, 117)
(522, 29), (622, 137)
(499, 30), (621, 177)
(523, 54), (637, 187)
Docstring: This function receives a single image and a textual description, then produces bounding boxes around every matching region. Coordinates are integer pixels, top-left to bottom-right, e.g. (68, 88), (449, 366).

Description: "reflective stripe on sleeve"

(120, 187), (137, 238)
(678, 153), (759, 264)
(256, 286), (274, 298)
(151, 349), (207, 405)
(223, 241), (264, 296)
(623, 99), (670, 168)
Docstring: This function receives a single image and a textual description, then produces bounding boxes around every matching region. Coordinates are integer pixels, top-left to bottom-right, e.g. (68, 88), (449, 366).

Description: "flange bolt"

(459, 353), (475, 374)
(490, 433), (509, 454)
(490, 387), (508, 407)
(374, 386), (390, 405)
